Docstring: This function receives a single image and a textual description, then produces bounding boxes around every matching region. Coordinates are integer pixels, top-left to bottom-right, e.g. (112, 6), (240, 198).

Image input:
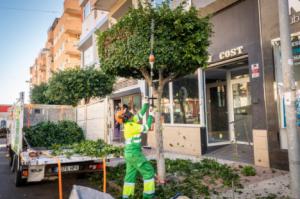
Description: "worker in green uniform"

(117, 100), (155, 199)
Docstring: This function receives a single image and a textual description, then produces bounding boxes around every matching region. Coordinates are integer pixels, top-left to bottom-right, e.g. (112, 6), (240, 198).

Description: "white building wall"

(76, 99), (108, 141)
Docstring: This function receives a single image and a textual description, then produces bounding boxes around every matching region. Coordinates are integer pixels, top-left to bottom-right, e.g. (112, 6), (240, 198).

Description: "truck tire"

(14, 157), (26, 187)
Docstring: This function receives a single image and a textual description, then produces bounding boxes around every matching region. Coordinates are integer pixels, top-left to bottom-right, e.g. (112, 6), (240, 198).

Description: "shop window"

(272, 35), (300, 149)
(122, 94), (141, 114)
(172, 74), (199, 124)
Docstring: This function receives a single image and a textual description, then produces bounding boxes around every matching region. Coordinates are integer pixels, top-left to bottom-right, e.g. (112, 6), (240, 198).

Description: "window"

(161, 84), (171, 123)
(83, 2), (91, 19)
(122, 94), (141, 114)
(172, 74), (199, 124)
(34, 109), (41, 114)
(0, 120), (6, 128)
(83, 46), (94, 67)
(159, 71), (200, 125)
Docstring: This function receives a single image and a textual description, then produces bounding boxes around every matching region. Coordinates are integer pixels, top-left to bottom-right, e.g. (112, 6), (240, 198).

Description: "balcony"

(64, 0), (81, 15)
(79, 0), (89, 6)
(65, 42), (81, 56)
(79, 11), (108, 48)
(64, 19), (82, 35)
(91, 0), (119, 11)
(110, 0), (133, 20)
(192, 0), (239, 16)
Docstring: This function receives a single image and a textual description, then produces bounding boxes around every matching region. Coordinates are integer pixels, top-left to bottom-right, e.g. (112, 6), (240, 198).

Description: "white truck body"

(8, 95), (106, 186)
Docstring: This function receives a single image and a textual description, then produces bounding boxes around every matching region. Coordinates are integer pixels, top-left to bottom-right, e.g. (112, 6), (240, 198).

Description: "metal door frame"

(205, 66), (252, 146)
(206, 81), (232, 146)
(229, 75), (252, 145)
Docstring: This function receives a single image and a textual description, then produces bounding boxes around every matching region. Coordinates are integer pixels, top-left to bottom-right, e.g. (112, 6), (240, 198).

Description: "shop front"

(198, 0), (267, 165)
(205, 61), (252, 146)
(109, 79), (147, 144)
(258, 0), (300, 170)
(148, 0), (269, 166)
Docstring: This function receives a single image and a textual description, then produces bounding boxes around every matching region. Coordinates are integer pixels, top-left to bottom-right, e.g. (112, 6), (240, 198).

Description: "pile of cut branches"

(51, 139), (123, 158)
(24, 121), (84, 148)
(89, 158), (241, 198)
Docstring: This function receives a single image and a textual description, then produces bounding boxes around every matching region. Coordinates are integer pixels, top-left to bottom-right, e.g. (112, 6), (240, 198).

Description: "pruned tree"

(30, 83), (53, 104)
(98, 2), (211, 182)
(46, 67), (115, 106)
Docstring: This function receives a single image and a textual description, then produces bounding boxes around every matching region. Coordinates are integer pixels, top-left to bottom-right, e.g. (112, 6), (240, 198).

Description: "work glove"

(149, 106), (155, 117)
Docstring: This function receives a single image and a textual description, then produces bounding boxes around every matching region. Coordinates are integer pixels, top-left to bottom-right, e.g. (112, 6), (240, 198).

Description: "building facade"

(76, 0), (146, 142)
(75, 0), (299, 170)
(52, 0), (82, 72)
(29, 0), (82, 87)
(29, 50), (48, 86)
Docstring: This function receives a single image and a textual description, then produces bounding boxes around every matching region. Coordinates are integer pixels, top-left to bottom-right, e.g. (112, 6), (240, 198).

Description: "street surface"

(0, 139), (96, 199)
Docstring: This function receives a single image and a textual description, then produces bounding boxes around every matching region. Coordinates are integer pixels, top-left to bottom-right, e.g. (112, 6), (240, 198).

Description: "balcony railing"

(91, 0), (119, 11)
(80, 10), (107, 43)
(64, 0), (81, 14)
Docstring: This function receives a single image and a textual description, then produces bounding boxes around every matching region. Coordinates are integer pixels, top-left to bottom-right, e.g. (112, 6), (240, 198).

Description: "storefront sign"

(251, 63), (260, 78)
(292, 38), (300, 66)
(219, 46), (244, 60)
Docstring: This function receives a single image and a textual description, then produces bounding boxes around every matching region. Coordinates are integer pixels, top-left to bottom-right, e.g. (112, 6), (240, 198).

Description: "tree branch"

(140, 68), (151, 86)
(161, 73), (177, 87)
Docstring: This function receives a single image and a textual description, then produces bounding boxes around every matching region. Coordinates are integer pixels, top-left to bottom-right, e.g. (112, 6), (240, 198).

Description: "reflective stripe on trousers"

(143, 178), (155, 195)
(122, 182), (135, 198)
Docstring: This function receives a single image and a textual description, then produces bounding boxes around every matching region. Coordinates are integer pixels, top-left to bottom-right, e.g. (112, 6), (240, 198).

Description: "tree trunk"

(153, 86), (166, 183)
(179, 99), (186, 123)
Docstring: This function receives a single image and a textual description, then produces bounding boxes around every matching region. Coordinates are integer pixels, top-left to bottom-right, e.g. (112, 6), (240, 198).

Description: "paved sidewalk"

(219, 174), (290, 199)
(144, 149), (291, 199)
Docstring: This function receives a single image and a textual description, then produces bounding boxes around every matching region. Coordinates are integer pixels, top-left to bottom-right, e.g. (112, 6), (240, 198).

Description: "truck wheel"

(14, 158), (26, 187)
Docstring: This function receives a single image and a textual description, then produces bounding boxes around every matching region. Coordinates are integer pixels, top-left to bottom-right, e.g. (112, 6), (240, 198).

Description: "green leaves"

(30, 83), (54, 104)
(51, 139), (124, 158)
(241, 165), (256, 176)
(88, 158), (241, 198)
(24, 121), (84, 148)
(45, 67), (115, 106)
(98, 2), (212, 82)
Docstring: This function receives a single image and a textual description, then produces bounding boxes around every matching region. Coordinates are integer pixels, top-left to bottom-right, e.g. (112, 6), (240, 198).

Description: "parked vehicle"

(7, 93), (107, 187)
(0, 128), (7, 138)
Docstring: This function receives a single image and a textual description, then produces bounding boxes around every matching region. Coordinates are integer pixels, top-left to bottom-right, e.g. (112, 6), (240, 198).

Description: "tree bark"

(140, 68), (166, 183)
(153, 84), (166, 184)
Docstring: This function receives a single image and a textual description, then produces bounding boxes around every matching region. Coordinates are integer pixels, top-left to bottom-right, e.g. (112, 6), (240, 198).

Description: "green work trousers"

(122, 151), (155, 199)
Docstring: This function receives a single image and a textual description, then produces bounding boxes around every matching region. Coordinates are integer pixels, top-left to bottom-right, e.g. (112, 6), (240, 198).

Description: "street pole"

(278, 0), (300, 198)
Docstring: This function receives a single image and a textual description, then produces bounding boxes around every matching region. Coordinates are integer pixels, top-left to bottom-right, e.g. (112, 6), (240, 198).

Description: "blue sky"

(0, 0), (63, 104)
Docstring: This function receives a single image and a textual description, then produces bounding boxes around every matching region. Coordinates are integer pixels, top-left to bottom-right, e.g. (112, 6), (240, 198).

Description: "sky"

(0, 0), (63, 104)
